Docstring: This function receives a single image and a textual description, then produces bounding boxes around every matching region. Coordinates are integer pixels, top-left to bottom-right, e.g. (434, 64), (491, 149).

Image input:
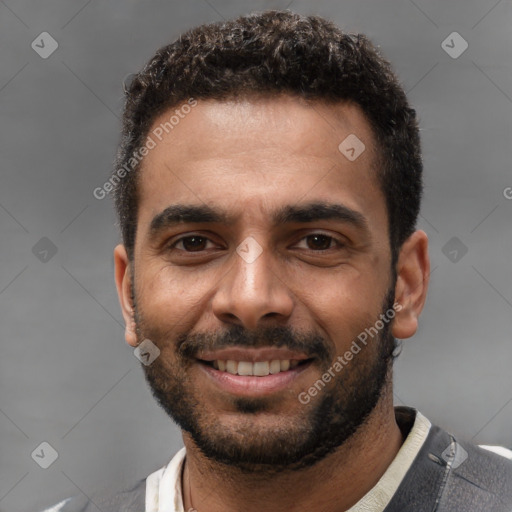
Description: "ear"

(392, 230), (430, 340)
(114, 244), (138, 347)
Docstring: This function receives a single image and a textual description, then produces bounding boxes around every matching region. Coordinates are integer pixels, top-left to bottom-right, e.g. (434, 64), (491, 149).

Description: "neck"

(181, 387), (404, 512)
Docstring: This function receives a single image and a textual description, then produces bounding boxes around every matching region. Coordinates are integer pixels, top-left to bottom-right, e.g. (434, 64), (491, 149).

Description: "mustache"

(177, 324), (333, 364)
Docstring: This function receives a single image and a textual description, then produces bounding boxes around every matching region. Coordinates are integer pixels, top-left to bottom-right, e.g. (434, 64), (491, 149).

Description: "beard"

(134, 285), (397, 474)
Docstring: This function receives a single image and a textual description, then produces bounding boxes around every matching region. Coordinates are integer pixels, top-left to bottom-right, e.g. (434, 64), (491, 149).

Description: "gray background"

(1, 0), (511, 510)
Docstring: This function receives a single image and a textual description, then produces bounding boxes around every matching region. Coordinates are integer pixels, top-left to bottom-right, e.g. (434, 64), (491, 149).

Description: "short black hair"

(112, 10), (422, 265)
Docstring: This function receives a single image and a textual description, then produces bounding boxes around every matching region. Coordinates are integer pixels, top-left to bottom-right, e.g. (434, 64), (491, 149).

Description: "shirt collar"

(346, 408), (431, 511)
(145, 407), (431, 512)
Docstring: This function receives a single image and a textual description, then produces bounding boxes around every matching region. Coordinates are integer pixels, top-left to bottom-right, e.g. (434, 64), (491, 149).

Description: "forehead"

(142, 95), (376, 167)
(136, 95), (387, 238)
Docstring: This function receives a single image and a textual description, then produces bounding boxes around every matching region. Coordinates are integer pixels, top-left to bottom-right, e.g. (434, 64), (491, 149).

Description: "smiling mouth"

(197, 358), (314, 376)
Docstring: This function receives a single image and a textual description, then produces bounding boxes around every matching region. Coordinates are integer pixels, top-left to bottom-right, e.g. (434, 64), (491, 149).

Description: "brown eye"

(304, 234), (336, 251)
(172, 235), (211, 252)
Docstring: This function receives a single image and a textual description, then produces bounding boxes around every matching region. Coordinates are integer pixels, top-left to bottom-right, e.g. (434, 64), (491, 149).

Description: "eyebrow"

(148, 201), (369, 239)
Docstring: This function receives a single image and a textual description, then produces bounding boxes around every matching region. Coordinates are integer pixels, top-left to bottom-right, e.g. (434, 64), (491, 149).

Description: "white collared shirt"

(144, 411), (512, 512)
(43, 409), (512, 512)
(146, 410), (434, 512)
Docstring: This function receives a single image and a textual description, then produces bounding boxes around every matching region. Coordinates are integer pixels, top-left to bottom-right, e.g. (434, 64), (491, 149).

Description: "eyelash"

(167, 233), (345, 253)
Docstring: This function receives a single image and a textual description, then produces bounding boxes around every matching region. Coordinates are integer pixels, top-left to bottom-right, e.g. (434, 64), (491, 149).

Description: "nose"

(211, 242), (294, 330)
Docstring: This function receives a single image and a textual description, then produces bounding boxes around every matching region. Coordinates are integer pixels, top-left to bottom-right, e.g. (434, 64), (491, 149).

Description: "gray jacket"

(41, 407), (512, 511)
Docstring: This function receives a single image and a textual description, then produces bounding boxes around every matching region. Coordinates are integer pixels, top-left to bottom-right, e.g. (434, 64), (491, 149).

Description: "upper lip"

(197, 347), (312, 362)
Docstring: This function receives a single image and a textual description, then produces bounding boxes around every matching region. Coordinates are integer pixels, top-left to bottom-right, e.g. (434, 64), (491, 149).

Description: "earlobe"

(124, 323), (138, 348)
(113, 244), (139, 347)
(391, 230), (430, 340)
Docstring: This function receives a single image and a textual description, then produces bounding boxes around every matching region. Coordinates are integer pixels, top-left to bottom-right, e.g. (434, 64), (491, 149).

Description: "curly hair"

(112, 10), (422, 265)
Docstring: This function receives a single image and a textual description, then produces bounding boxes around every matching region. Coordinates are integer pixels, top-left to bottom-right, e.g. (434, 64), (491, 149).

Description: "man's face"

(125, 96), (397, 471)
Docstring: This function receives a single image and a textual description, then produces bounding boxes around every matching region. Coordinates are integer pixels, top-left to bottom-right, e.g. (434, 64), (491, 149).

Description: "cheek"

(136, 266), (216, 326)
(304, 266), (376, 308)
(300, 271), (386, 350)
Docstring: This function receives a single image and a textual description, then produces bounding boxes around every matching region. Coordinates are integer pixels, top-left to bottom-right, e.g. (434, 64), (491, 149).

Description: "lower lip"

(198, 360), (313, 396)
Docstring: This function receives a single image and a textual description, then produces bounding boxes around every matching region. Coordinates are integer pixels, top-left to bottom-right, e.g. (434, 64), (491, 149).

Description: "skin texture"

(114, 95), (430, 512)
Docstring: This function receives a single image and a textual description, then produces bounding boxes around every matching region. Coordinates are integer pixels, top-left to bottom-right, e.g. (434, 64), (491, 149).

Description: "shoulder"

(479, 444), (512, 460)
(429, 424), (512, 510)
(456, 439), (512, 488)
(39, 478), (146, 512)
(388, 408), (512, 512)
(40, 496), (88, 512)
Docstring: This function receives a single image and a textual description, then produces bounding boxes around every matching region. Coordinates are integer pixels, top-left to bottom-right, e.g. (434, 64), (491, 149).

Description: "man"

(43, 9), (512, 512)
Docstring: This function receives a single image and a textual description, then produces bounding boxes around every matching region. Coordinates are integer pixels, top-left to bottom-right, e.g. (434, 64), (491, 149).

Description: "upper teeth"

(212, 359), (300, 376)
